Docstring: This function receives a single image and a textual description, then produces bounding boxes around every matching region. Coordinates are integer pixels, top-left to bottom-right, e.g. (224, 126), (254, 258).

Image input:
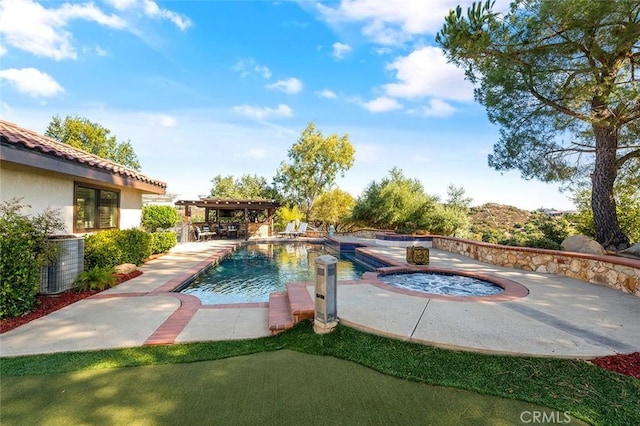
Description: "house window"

(75, 184), (119, 232)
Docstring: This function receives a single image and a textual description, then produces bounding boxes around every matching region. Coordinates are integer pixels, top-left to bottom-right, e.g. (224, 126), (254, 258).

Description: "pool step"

(268, 284), (314, 335)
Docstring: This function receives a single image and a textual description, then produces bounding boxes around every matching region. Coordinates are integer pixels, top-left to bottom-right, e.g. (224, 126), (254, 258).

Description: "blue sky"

(0, 0), (575, 210)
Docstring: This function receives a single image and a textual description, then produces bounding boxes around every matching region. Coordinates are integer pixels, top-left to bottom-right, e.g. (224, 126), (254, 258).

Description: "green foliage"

(420, 205), (470, 237)
(308, 189), (355, 231)
(353, 168), (453, 234)
(74, 267), (116, 291)
(84, 229), (152, 269)
(274, 205), (303, 232)
(209, 174), (279, 200)
(437, 0), (640, 247)
(84, 230), (124, 269)
(150, 231), (178, 254)
(274, 122), (355, 219)
(45, 115), (141, 170)
(0, 199), (65, 318)
(491, 212), (572, 250)
(142, 205), (180, 231)
(569, 183), (640, 245)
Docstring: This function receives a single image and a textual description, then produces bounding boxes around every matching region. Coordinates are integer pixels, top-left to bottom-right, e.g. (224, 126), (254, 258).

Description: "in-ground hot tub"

(378, 271), (503, 296)
(363, 268), (529, 302)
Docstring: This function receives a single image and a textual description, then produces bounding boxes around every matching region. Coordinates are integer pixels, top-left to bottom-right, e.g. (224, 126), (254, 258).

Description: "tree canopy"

(309, 188), (356, 231)
(351, 167), (438, 231)
(274, 122), (355, 219)
(437, 0), (640, 249)
(209, 174), (278, 200)
(45, 115), (141, 171)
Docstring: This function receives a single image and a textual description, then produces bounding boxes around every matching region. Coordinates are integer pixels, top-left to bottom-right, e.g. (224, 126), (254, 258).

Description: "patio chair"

(201, 225), (215, 240)
(293, 222), (308, 237)
(278, 221), (296, 237)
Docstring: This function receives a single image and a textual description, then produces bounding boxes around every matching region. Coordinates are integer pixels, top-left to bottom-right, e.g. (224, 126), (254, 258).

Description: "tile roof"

(0, 119), (167, 190)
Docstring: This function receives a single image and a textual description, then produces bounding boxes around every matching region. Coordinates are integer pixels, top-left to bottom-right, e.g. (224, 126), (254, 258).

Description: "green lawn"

(2, 322), (638, 425)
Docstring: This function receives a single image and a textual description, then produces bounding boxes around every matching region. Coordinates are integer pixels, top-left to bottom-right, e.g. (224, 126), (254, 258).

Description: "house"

(0, 119), (167, 235)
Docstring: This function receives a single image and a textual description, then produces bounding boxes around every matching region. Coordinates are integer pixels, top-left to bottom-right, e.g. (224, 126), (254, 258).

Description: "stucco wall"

(1, 164), (144, 234)
(432, 237), (640, 297)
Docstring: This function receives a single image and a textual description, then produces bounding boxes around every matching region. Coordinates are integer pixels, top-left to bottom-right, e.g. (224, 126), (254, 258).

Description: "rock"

(115, 263), (138, 275)
(561, 235), (606, 255)
(621, 242), (640, 257)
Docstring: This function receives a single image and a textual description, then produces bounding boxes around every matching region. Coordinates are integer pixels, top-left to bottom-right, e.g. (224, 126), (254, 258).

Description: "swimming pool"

(179, 243), (372, 304)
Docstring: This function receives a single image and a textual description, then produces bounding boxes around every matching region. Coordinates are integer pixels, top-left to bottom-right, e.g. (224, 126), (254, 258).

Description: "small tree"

(0, 199), (64, 318)
(45, 115), (141, 170)
(274, 205), (303, 232)
(309, 189), (356, 231)
(209, 174), (279, 200)
(275, 122), (355, 219)
(352, 167), (437, 230)
(141, 205), (180, 231)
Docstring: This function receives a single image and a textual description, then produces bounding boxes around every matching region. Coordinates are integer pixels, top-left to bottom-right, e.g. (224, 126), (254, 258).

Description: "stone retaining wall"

(432, 237), (640, 297)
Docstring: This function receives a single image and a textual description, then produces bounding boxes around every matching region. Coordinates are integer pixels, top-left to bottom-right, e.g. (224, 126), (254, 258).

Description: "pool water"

(180, 243), (371, 304)
(379, 272), (504, 296)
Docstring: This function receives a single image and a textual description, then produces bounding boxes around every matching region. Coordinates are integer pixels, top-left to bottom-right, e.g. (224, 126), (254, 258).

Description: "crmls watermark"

(520, 410), (572, 424)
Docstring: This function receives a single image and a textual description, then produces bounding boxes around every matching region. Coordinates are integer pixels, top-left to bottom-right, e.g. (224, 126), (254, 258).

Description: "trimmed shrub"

(84, 230), (124, 269)
(142, 205), (180, 231)
(150, 231), (177, 254)
(118, 229), (153, 265)
(0, 199), (64, 318)
(84, 228), (153, 269)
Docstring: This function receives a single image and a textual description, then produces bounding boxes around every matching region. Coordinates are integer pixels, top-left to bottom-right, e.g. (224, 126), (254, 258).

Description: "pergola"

(175, 198), (281, 240)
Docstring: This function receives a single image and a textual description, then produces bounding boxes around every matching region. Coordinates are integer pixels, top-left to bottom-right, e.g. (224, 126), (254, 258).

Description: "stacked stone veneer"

(432, 237), (640, 297)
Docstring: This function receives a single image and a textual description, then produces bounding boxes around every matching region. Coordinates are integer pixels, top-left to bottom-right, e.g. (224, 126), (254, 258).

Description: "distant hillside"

(468, 203), (532, 237)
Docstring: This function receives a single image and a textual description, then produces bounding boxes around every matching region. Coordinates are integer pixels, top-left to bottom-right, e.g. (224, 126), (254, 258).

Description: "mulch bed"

(0, 270), (143, 334)
(590, 352), (640, 380)
(2, 269), (639, 381)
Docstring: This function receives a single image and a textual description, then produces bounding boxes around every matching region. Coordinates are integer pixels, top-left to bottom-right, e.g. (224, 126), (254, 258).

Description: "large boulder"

(115, 263), (138, 275)
(561, 235), (606, 255)
(621, 242), (640, 258)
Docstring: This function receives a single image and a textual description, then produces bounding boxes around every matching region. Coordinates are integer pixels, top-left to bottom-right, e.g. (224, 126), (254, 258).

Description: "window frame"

(73, 183), (120, 233)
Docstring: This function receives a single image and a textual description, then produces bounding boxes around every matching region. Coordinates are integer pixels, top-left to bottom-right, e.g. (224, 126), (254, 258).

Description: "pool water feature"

(179, 243), (372, 304)
(379, 272), (504, 297)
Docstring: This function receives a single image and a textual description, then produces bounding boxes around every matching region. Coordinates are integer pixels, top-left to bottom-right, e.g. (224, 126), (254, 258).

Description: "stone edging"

(432, 236), (640, 297)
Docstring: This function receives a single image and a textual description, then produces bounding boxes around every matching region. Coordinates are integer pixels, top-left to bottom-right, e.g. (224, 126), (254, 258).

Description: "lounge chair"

(293, 222), (308, 237)
(201, 225), (215, 240)
(278, 222), (296, 237)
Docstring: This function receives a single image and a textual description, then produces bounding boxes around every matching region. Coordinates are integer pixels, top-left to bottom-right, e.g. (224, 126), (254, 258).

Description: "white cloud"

(266, 77), (303, 94)
(317, 89), (337, 99)
(317, 0), (458, 43)
(332, 42), (352, 59)
(409, 99), (456, 117)
(233, 104), (293, 120)
(316, 1), (512, 46)
(105, 0), (191, 30)
(146, 114), (177, 127)
(360, 96), (403, 113)
(383, 46), (474, 101)
(232, 58), (272, 79)
(361, 20), (409, 46)
(0, 44), (6, 56)
(141, 0), (191, 30)
(0, 67), (64, 98)
(0, 0), (126, 60)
